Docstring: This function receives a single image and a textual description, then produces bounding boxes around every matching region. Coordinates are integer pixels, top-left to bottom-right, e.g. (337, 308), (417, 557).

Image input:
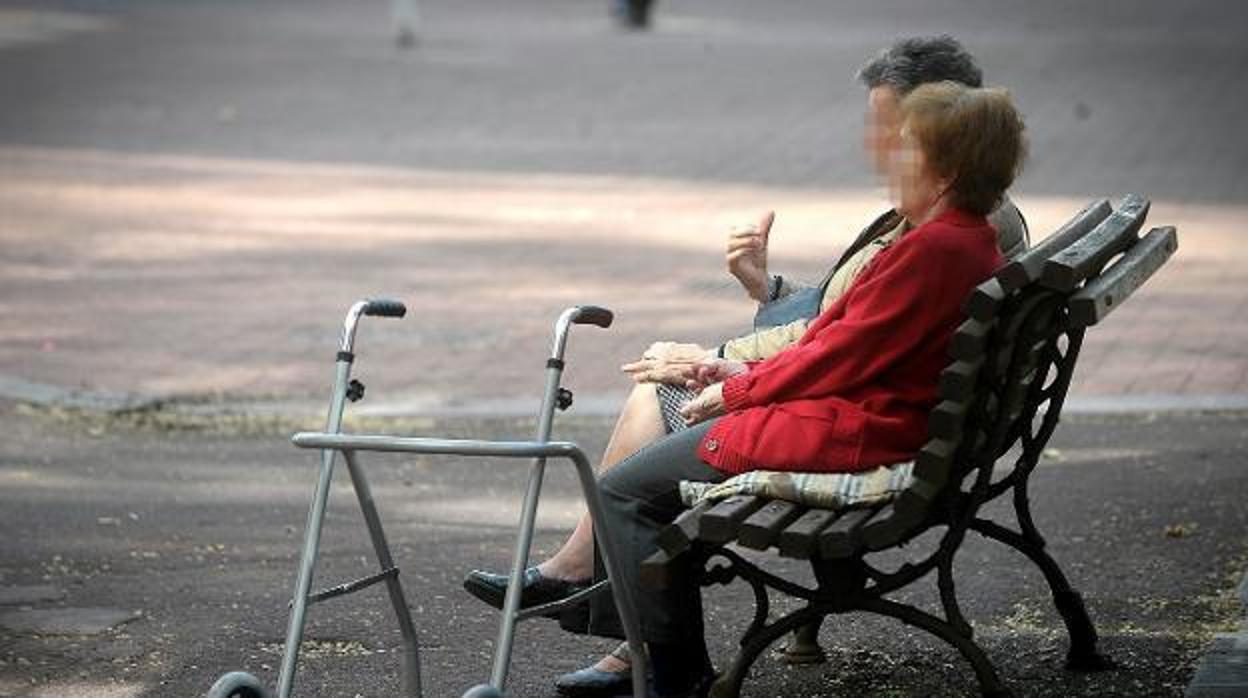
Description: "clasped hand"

(678, 358), (747, 425)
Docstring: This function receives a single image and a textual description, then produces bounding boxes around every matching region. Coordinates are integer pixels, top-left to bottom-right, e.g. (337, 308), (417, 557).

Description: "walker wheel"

(206, 671), (271, 698)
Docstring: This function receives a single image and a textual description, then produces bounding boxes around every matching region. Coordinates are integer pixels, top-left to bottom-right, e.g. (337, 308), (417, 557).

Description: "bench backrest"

(861, 195), (1177, 549)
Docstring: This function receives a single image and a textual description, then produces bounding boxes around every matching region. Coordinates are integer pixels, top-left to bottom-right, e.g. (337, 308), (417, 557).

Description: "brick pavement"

(1, 0), (1247, 412)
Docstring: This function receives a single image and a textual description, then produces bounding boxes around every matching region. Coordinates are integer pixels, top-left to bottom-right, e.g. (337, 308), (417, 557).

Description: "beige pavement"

(2, 145), (1243, 414)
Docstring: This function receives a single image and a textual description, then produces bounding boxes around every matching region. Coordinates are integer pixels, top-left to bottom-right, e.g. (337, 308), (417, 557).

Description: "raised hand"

(726, 211), (776, 302)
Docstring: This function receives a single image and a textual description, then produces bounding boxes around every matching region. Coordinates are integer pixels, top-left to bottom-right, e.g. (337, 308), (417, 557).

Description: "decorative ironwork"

(683, 282), (1113, 697)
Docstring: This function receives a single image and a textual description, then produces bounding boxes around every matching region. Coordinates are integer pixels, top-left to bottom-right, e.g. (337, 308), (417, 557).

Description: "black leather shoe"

(462, 567), (588, 611)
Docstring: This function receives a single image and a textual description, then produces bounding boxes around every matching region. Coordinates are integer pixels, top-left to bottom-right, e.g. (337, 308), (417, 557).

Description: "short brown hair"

(900, 82), (1027, 216)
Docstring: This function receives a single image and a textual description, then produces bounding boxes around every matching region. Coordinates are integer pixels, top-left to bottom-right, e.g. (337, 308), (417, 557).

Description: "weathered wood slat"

(964, 277), (1007, 321)
(1041, 195), (1150, 292)
(777, 508), (842, 559)
(738, 500), (804, 550)
(657, 500), (714, 557)
(997, 199), (1112, 292)
(928, 399), (971, 439)
(699, 495), (767, 544)
(939, 358), (984, 402)
(861, 497), (923, 550)
(1068, 226), (1177, 327)
(818, 508), (878, 558)
(950, 317), (992, 360)
(912, 438), (956, 487)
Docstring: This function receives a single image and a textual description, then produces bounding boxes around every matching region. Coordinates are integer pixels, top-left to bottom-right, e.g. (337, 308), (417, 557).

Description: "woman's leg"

(538, 381), (667, 581)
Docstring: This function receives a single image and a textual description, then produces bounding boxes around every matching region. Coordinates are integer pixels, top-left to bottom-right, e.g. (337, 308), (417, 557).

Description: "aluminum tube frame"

(276, 359), (352, 698)
(290, 433), (648, 698)
(343, 450), (422, 695)
(276, 301), (425, 698)
(491, 367), (560, 686)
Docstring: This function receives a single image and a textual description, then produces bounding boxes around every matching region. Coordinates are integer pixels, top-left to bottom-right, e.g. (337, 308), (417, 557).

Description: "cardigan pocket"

(749, 402), (869, 473)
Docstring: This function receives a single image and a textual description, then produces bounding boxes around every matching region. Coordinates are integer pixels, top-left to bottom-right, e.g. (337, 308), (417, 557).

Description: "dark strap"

(823, 208), (903, 287)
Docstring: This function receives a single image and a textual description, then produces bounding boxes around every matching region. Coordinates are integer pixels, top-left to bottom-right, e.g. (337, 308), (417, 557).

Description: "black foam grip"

(363, 298), (407, 318)
(573, 305), (613, 328)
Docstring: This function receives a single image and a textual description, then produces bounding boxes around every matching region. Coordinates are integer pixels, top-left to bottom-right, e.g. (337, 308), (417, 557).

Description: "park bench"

(639, 195), (1178, 697)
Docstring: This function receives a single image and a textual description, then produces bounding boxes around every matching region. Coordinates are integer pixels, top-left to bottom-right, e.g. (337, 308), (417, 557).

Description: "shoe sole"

(554, 675), (633, 697)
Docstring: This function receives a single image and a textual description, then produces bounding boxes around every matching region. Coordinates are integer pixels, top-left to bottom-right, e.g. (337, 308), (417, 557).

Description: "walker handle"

(571, 305), (613, 328)
(363, 298), (407, 318)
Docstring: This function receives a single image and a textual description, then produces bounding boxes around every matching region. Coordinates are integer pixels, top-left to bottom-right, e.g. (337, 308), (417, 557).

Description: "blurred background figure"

(394, 0), (417, 46)
(614, 0), (653, 29)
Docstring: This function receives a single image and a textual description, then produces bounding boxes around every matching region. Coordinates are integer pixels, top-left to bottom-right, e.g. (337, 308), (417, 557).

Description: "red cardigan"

(699, 208), (1004, 474)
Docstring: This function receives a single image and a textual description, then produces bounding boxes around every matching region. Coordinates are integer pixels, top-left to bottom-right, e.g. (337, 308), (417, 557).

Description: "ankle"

(537, 559), (591, 583)
(593, 653), (630, 673)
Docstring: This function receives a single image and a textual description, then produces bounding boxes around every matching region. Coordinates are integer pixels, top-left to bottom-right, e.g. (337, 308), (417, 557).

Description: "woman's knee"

(620, 382), (662, 429)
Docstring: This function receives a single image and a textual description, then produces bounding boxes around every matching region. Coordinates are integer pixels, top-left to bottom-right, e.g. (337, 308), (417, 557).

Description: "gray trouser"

(584, 418), (727, 644)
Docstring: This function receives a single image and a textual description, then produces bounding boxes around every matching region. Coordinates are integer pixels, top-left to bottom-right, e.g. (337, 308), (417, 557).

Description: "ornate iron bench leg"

(781, 618), (827, 664)
(970, 516), (1114, 671)
(710, 606), (828, 698)
(859, 597), (1010, 697)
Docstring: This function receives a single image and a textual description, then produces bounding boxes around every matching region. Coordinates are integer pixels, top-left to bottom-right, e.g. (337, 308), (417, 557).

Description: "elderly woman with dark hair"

(463, 36), (1030, 696)
(592, 80), (1027, 698)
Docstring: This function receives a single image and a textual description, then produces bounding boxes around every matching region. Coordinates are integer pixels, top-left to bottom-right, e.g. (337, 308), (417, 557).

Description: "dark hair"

(901, 82), (1027, 216)
(857, 36), (983, 95)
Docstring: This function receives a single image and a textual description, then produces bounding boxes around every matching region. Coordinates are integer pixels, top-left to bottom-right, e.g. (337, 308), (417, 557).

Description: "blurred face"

(865, 86), (902, 175)
(889, 122), (950, 224)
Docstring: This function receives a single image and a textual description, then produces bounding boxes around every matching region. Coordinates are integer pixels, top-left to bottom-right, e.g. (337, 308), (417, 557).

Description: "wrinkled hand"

(680, 382), (726, 425)
(620, 342), (714, 385)
(685, 358), (748, 392)
(726, 211), (776, 302)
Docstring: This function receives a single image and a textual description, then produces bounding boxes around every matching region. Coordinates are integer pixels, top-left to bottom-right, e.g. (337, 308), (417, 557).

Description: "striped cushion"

(679, 461), (914, 510)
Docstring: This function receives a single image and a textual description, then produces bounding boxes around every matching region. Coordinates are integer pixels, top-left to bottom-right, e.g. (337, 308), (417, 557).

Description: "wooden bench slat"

(699, 495), (767, 544)
(963, 277), (1007, 321)
(912, 438), (956, 488)
(738, 500), (804, 550)
(860, 486), (943, 551)
(818, 507), (878, 559)
(657, 500), (714, 557)
(928, 399), (970, 439)
(1068, 226), (1177, 327)
(939, 358), (984, 402)
(997, 199), (1112, 292)
(777, 508), (842, 559)
(950, 317), (992, 360)
(1041, 194), (1150, 292)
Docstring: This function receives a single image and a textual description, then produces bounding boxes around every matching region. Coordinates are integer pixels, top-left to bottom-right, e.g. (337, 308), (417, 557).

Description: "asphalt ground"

(0, 402), (1246, 697)
(2, 1), (1248, 696)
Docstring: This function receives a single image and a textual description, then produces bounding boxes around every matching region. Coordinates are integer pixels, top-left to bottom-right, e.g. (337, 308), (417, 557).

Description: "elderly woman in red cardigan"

(577, 81), (1026, 697)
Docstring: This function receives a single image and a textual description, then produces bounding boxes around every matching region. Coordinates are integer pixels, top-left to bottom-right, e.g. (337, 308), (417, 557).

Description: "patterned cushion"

(679, 461), (914, 510)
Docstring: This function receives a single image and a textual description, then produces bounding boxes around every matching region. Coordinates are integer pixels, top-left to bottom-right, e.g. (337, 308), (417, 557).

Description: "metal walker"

(208, 299), (646, 698)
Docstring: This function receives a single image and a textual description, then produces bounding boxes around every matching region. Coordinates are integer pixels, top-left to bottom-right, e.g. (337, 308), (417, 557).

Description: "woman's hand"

(685, 358), (748, 392)
(620, 342), (714, 385)
(726, 211), (776, 302)
(679, 382), (726, 425)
